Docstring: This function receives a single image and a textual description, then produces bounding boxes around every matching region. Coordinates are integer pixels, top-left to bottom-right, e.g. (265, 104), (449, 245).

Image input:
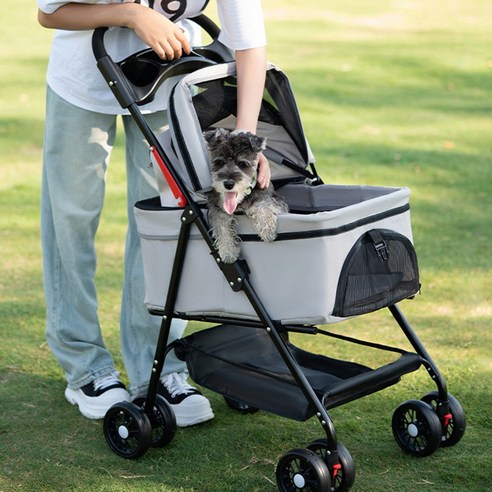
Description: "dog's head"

(204, 128), (266, 215)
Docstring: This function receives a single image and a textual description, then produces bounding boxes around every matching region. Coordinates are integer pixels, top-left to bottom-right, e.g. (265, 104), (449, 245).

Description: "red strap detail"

(332, 463), (342, 479)
(443, 413), (453, 427)
(151, 146), (187, 207)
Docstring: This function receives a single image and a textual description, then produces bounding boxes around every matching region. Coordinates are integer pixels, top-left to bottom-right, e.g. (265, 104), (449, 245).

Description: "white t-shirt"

(38, 0), (267, 114)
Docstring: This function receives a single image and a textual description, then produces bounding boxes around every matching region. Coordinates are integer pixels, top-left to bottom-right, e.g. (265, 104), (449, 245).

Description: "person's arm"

(234, 46), (271, 188)
(37, 2), (190, 60)
(234, 47), (266, 133)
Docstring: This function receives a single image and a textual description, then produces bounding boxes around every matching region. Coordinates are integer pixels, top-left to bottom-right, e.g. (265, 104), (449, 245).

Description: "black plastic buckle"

(368, 230), (389, 261)
(374, 241), (389, 261)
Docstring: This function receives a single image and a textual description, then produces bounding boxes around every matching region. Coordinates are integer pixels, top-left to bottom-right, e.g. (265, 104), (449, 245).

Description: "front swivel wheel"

(420, 391), (466, 447)
(104, 401), (152, 459)
(392, 399), (442, 457)
(307, 440), (355, 491)
(133, 395), (177, 448)
(276, 448), (331, 491)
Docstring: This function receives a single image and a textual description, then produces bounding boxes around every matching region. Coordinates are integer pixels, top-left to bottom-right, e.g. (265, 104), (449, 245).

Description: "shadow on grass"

(1, 363), (489, 491)
(0, 368), (284, 491)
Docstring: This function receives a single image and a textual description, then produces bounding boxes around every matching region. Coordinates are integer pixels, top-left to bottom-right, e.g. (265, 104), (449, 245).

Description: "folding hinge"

(180, 206), (198, 224)
(212, 254), (250, 292)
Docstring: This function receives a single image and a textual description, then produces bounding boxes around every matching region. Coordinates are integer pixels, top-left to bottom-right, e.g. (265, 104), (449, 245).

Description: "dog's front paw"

(252, 214), (278, 243)
(258, 227), (278, 243)
(217, 245), (240, 264)
(215, 238), (241, 264)
(220, 252), (239, 264)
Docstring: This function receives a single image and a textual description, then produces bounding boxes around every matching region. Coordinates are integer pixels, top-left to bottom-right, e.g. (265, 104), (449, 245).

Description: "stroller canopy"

(167, 62), (316, 193)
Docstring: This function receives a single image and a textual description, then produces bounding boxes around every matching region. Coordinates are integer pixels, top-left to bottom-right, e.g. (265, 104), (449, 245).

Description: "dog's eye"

(238, 160), (251, 170)
(211, 157), (224, 169)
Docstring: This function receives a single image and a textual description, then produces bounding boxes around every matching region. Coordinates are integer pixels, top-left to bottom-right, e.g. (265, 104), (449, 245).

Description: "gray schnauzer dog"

(204, 128), (289, 263)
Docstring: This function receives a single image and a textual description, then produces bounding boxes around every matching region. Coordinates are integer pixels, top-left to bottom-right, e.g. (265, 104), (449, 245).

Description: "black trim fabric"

(240, 204), (410, 242)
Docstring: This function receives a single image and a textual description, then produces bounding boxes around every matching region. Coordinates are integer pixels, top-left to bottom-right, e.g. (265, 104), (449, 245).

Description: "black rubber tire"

(276, 448), (331, 491)
(421, 391), (466, 447)
(133, 395), (177, 448)
(223, 396), (259, 414)
(307, 439), (355, 491)
(103, 401), (152, 459)
(392, 399), (442, 457)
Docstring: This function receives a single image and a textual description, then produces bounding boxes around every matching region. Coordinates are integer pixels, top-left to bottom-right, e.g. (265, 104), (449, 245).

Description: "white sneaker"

(158, 372), (214, 427)
(65, 371), (130, 419)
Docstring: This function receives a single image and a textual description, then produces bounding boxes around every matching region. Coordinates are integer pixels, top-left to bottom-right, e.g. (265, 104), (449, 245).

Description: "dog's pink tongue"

(223, 192), (238, 215)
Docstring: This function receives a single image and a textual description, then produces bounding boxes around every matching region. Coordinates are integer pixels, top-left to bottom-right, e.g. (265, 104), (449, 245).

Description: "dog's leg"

(246, 198), (286, 243)
(208, 205), (241, 263)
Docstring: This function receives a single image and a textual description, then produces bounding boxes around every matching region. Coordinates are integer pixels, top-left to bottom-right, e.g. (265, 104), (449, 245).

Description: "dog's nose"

(223, 179), (235, 190)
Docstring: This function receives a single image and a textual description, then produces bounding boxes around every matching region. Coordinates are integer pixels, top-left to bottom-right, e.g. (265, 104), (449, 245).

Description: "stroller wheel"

(223, 396), (259, 414)
(307, 439), (355, 491)
(392, 400), (442, 457)
(420, 391), (466, 447)
(276, 448), (331, 491)
(103, 401), (152, 459)
(133, 395), (177, 448)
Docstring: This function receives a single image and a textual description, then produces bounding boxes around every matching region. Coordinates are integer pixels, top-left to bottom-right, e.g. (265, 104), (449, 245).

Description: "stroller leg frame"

(388, 304), (450, 417)
(388, 304), (466, 457)
(143, 204), (212, 414)
(240, 275), (340, 464)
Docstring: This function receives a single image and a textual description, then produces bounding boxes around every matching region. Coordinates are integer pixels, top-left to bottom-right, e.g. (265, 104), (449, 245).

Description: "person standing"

(37, 0), (271, 426)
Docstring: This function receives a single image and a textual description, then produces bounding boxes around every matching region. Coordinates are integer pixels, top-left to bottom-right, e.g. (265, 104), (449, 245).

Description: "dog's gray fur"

(204, 128), (289, 263)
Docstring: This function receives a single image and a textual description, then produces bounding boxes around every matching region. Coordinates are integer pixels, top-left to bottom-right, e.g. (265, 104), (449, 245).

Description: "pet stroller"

(93, 16), (465, 491)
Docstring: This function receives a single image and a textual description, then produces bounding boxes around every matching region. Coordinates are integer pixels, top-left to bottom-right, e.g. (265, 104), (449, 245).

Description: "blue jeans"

(41, 86), (186, 396)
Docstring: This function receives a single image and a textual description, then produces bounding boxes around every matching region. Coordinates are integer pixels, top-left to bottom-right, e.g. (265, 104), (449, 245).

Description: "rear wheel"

(223, 396), (259, 414)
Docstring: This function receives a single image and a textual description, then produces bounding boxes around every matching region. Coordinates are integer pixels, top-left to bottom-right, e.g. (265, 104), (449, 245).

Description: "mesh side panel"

(333, 230), (420, 317)
(191, 69), (310, 164)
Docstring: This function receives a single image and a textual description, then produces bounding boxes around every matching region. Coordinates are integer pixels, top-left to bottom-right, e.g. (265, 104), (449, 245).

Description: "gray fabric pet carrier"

(135, 63), (420, 325)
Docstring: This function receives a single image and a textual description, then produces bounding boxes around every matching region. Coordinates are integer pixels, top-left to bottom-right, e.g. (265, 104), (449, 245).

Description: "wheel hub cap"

(293, 473), (306, 488)
(408, 422), (419, 437)
(118, 425), (130, 439)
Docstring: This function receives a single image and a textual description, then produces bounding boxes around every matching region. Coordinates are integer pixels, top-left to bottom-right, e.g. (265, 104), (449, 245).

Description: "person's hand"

(127, 7), (191, 60)
(257, 153), (271, 189)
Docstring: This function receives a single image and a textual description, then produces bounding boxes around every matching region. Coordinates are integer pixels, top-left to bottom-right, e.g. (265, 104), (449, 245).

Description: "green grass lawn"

(1, 1), (491, 491)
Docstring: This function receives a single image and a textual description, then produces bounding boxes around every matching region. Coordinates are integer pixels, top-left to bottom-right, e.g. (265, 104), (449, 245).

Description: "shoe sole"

(161, 393), (215, 427)
(65, 388), (103, 419)
(175, 410), (215, 427)
(65, 387), (130, 420)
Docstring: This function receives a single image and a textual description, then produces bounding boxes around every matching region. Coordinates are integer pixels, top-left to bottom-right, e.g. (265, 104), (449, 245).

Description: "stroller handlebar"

(92, 26), (109, 62)
(91, 16), (233, 108)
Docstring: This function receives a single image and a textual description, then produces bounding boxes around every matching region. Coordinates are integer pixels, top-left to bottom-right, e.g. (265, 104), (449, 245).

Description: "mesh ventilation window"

(333, 229), (420, 317)
(190, 69), (309, 162)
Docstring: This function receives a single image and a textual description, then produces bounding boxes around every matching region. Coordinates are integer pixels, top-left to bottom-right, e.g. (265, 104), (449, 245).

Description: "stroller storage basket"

(173, 324), (423, 421)
(135, 182), (419, 324)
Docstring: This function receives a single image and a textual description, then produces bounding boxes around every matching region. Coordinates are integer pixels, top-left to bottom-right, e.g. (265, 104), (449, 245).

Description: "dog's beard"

(211, 169), (257, 215)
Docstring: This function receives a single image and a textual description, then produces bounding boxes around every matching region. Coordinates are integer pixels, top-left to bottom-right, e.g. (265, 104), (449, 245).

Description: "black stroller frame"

(92, 16), (465, 491)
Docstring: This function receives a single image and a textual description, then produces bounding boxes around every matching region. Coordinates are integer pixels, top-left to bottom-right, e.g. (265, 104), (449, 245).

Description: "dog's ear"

(203, 128), (230, 150)
(247, 133), (267, 154)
